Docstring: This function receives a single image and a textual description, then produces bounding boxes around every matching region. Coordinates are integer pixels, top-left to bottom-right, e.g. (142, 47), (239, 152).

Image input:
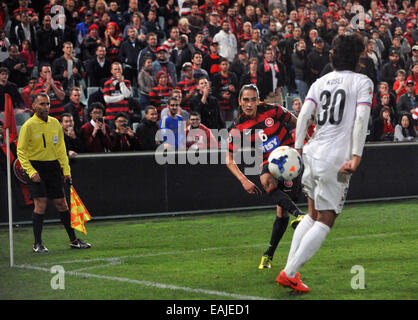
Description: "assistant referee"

(17, 93), (91, 253)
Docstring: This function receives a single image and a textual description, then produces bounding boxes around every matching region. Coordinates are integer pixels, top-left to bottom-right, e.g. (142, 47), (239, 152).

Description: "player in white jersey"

(276, 34), (373, 293)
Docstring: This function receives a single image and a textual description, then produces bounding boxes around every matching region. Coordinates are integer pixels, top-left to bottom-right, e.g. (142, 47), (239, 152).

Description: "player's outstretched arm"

(225, 151), (262, 195)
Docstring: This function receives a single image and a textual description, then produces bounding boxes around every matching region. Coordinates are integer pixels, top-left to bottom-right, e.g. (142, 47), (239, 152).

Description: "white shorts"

(301, 154), (351, 214)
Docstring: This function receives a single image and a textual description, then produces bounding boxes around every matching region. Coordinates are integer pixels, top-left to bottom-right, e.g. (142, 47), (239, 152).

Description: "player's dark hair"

(330, 34), (365, 72)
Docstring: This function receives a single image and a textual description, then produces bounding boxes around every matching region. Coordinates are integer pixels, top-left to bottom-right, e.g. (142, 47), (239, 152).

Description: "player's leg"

(258, 172), (290, 268)
(286, 196), (318, 266)
(32, 197), (48, 252)
(53, 197), (92, 249)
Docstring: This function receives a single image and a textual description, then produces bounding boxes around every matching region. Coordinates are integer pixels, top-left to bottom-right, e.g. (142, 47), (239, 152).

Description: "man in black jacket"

(85, 45), (112, 87)
(118, 27), (144, 84)
(307, 37), (329, 85)
(380, 49), (402, 89)
(190, 77), (225, 130)
(36, 15), (63, 68)
(135, 105), (160, 151)
(52, 42), (84, 93)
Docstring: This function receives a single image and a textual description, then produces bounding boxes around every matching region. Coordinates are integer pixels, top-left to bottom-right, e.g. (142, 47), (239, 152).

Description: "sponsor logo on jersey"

(262, 136), (280, 153)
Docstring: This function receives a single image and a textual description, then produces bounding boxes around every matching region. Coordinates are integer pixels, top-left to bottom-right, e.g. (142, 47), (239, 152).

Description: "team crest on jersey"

(283, 180), (293, 188)
(265, 118), (274, 127)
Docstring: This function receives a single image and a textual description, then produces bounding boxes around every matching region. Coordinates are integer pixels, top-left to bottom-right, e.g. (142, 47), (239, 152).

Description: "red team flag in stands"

(70, 186), (92, 235)
(3, 94), (18, 144)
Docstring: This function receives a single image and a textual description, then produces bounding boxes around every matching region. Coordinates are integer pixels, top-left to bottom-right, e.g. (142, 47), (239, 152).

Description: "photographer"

(109, 112), (139, 152)
(79, 102), (112, 153)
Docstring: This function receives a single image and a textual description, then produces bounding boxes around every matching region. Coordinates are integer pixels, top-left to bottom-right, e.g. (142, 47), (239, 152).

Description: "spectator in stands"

(178, 17), (193, 42)
(202, 40), (221, 78)
(103, 62), (132, 126)
(238, 21), (253, 48)
(149, 70), (173, 115)
(118, 27), (143, 84)
(185, 111), (219, 150)
(103, 21), (123, 62)
(135, 105), (160, 151)
(405, 46), (418, 75)
(188, 3), (205, 39)
(393, 69), (407, 103)
(213, 20), (238, 63)
(258, 46), (286, 105)
(138, 56), (155, 110)
(108, 1), (124, 27)
(212, 58), (238, 122)
(370, 106), (395, 142)
(202, 11), (221, 46)
(52, 42), (84, 93)
(152, 46), (177, 87)
(0, 67), (25, 113)
(190, 77), (225, 130)
(161, 89), (190, 121)
(373, 92), (399, 126)
(32, 64), (66, 120)
(174, 34), (195, 79)
(123, 11), (146, 40)
(159, 96), (185, 150)
(307, 36), (329, 84)
(75, 11), (94, 46)
(191, 51), (209, 80)
(80, 24), (103, 61)
(137, 32), (158, 72)
(0, 28), (10, 64)
(230, 48), (249, 85)
(239, 57), (258, 90)
(109, 112), (139, 152)
(176, 62), (197, 112)
(19, 40), (35, 74)
(63, 87), (87, 133)
(2, 44), (30, 88)
(88, 79), (107, 108)
(61, 113), (82, 158)
(80, 102), (113, 153)
(397, 80), (417, 116)
(163, 26), (180, 58)
(122, 0), (140, 30)
(244, 28), (264, 61)
(86, 44), (112, 87)
(292, 39), (309, 101)
(192, 32), (209, 57)
(263, 20), (281, 47)
(380, 49), (402, 89)
(143, 9), (165, 43)
(9, 9), (37, 52)
(406, 61), (418, 94)
(394, 112), (418, 142)
(21, 77), (37, 110)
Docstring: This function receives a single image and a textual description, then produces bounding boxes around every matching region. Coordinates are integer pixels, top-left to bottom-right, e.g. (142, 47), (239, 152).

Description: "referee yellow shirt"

(17, 114), (71, 178)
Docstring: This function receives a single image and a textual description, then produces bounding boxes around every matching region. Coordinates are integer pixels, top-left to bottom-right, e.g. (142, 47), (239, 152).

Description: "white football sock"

(284, 221), (330, 278)
(286, 214), (315, 266)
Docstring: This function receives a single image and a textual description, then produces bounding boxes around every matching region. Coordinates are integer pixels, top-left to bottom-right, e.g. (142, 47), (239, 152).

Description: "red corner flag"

(4, 94), (18, 144)
(70, 186), (92, 235)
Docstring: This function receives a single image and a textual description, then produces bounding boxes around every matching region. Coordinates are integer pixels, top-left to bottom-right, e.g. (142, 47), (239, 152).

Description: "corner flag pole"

(6, 128), (14, 267)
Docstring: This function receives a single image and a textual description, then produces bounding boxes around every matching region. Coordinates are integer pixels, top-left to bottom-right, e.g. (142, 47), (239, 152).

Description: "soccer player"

(17, 93), (91, 253)
(226, 84), (305, 270)
(277, 34), (373, 293)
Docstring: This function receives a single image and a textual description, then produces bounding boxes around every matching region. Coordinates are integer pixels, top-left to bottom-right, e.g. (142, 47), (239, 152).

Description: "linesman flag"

(70, 185), (92, 234)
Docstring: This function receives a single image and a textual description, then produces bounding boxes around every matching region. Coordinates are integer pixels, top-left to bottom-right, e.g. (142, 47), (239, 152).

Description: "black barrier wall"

(1, 143), (417, 223)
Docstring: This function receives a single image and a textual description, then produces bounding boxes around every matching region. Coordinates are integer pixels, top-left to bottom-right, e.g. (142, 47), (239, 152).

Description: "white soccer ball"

(268, 146), (303, 180)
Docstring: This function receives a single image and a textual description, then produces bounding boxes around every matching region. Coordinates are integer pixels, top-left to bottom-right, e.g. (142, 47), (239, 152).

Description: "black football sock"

(264, 216), (289, 258)
(277, 196), (303, 217)
(59, 210), (77, 242)
(32, 212), (44, 245)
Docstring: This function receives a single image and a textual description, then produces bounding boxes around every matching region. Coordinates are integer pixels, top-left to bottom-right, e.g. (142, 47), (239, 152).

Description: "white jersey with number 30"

(302, 70), (373, 166)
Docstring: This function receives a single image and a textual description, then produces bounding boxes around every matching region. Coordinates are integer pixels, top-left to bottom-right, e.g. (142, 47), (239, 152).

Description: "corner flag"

(3, 94), (18, 144)
(70, 186), (92, 234)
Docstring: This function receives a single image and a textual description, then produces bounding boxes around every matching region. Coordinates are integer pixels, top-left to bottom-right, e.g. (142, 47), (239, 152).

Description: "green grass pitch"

(0, 199), (417, 300)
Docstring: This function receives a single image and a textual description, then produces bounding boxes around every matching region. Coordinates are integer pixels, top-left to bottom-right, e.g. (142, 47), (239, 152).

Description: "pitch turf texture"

(1, 199), (417, 300)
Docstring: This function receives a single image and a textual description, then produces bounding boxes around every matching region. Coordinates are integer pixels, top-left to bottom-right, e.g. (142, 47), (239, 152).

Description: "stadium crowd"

(0, 0), (418, 154)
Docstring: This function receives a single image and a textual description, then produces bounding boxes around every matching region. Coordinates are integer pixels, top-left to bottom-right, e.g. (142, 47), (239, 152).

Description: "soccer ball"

(268, 146), (303, 180)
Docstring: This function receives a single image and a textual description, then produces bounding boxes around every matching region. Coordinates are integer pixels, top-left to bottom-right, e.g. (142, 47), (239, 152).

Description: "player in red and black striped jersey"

(103, 62), (132, 125)
(226, 84), (305, 270)
(32, 64), (66, 121)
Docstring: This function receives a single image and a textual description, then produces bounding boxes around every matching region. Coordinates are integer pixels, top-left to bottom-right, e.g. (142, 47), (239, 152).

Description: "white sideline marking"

(14, 264), (274, 300)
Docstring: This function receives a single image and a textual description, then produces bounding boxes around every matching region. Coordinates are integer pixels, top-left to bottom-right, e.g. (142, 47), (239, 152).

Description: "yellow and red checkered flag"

(70, 185), (92, 234)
